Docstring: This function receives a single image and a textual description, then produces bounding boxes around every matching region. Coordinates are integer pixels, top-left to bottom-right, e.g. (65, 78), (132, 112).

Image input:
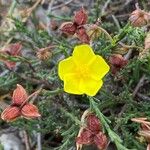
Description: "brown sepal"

(86, 114), (101, 134)
(76, 129), (94, 145)
(94, 132), (108, 150)
(76, 27), (90, 44)
(74, 8), (88, 25)
(1, 106), (20, 122)
(21, 103), (41, 119)
(60, 22), (77, 35)
(12, 84), (28, 105)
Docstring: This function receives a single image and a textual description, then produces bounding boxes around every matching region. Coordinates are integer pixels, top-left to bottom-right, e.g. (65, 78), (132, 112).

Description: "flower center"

(75, 64), (90, 79)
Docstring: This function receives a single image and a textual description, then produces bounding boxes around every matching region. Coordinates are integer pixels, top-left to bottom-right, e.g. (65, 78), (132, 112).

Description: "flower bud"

(74, 8), (87, 25)
(1, 106), (20, 122)
(129, 8), (150, 27)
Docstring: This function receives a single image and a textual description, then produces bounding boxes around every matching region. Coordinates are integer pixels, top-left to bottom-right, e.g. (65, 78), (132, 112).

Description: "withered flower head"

(60, 7), (90, 44)
(87, 24), (101, 40)
(131, 117), (150, 149)
(76, 112), (108, 150)
(129, 6), (150, 27)
(109, 54), (128, 75)
(1, 84), (41, 122)
(37, 47), (52, 60)
(0, 43), (22, 69)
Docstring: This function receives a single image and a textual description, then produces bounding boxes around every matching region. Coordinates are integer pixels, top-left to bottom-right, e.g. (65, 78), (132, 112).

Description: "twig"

(114, 104), (127, 131)
(112, 15), (121, 30)
(46, 0), (55, 35)
(8, 0), (17, 18)
(17, 74), (52, 89)
(22, 0), (42, 22)
(23, 130), (31, 150)
(21, 87), (42, 107)
(37, 124), (42, 150)
(0, 101), (9, 110)
(101, 0), (111, 16)
(30, 85), (44, 103)
(133, 74), (146, 97)
(124, 49), (132, 60)
(51, 0), (73, 10)
(137, 93), (150, 101)
(119, 42), (143, 52)
(0, 94), (10, 110)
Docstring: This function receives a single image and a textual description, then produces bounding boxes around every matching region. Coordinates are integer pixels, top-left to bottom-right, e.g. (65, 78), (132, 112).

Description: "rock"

(0, 133), (25, 150)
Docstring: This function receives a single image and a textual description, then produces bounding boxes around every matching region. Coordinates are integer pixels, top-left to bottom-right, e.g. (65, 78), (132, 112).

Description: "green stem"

(42, 88), (63, 96)
(8, 0), (17, 18)
(89, 96), (131, 150)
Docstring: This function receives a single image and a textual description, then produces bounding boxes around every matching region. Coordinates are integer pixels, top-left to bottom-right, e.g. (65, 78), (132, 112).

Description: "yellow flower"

(58, 44), (110, 96)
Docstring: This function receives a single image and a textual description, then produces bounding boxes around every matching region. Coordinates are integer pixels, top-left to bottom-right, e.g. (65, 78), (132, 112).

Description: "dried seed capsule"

(129, 8), (150, 27)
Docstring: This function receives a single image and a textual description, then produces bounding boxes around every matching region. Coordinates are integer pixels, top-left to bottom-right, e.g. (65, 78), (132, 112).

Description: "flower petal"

(58, 57), (76, 80)
(79, 78), (103, 96)
(1, 106), (20, 122)
(88, 55), (110, 80)
(21, 103), (41, 119)
(12, 84), (28, 105)
(72, 44), (95, 65)
(64, 74), (83, 95)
